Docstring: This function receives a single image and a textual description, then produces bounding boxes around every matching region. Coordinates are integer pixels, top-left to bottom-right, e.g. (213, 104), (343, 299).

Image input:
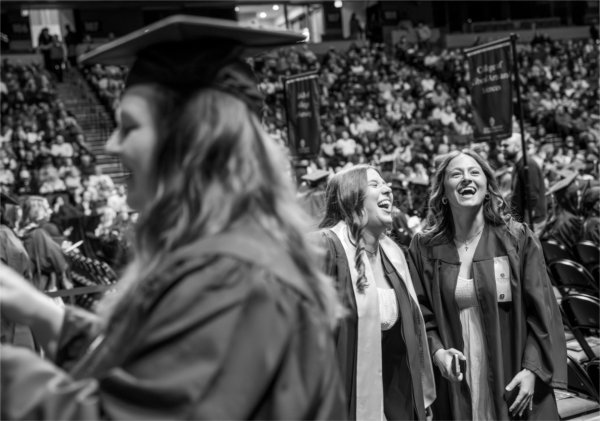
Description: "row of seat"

(543, 240), (599, 297)
(542, 240), (600, 403)
(65, 251), (118, 310)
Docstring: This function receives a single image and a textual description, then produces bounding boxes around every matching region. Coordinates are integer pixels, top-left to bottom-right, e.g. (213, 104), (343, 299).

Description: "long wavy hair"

(21, 196), (50, 227)
(422, 150), (515, 245)
(103, 85), (339, 326)
(319, 164), (380, 293)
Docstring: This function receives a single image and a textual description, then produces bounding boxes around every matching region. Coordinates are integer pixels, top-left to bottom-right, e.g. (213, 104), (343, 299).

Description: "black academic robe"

(511, 158), (547, 224)
(21, 226), (67, 291)
(1, 223), (346, 420)
(316, 230), (428, 421)
(408, 222), (567, 420)
(541, 210), (583, 250)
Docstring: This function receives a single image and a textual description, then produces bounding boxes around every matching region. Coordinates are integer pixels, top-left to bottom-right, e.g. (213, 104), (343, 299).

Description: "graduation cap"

(301, 169), (330, 185)
(79, 15), (305, 113)
(546, 171), (578, 196)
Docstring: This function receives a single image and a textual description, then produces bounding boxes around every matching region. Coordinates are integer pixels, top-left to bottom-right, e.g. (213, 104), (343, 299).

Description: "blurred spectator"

(500, 133), (547, 234)
(37, 28), (53, 71)
(416, 22), (432, 49)
(77, 153), (97, 178)
(582, 186), (600, 244)
(49, 35), (66, 82)
(349, 13), (364, 41)
(49, 134), (74, 159)
(64, 24), (79, 67)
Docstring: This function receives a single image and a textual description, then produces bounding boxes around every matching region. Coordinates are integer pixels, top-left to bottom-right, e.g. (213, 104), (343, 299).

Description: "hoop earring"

(485, 193), (490, 201)
(441, 197), (448, 205)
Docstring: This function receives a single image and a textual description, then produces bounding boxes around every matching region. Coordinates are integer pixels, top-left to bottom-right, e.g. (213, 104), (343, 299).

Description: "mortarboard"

(301, 169), (330, 185)
(79, 15), (305, 114)
(546, 171), (578, 196)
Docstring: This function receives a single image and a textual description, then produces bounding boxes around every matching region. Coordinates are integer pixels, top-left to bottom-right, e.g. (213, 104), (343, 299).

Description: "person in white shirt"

(335, 131), (357, 159)
(49, 134), (74, 159)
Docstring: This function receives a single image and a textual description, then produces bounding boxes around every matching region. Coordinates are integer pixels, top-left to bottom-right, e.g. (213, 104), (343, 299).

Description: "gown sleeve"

(519, 227), (568, 388)
(407, 234), (444, 357)
(54, 306), (103, 370)
(1, 257), (345, 420)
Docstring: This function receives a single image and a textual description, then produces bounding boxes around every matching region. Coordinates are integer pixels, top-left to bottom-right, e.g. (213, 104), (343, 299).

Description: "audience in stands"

(1, 29), (598, 277)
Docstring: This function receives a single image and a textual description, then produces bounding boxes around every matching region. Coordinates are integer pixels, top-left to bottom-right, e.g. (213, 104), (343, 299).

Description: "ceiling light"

(234, 6), (239, 12)
(334, 1), (343, 8)
(259, 11), (267, 19)
(272, 5), (280, 11)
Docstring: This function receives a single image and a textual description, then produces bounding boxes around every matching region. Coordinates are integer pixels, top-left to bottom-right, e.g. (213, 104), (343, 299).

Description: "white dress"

(455, 276), (496, 420)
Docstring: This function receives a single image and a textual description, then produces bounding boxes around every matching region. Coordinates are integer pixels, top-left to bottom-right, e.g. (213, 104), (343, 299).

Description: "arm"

(504, 226), (567, 416)
(520, 227), (567, 387)
(407, 235), (465, 382)
(407, 235), (443, 355)
(1, 260), (320, 420)
(0, 263), (64, 358)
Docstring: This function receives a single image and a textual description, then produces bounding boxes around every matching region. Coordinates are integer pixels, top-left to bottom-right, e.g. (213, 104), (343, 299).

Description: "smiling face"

(363, 168), (393, 233)
(105, 85), (159, 210)
(443, 153), (488, 211)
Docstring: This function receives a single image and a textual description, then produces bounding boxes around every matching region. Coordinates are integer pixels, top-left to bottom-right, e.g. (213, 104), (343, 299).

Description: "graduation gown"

(21, 226), (68, 291)
(315, 227), (435, 420)
(408, 221), (567, 420)
(541, 210), (583, 250)
(1, 223), (346, 420)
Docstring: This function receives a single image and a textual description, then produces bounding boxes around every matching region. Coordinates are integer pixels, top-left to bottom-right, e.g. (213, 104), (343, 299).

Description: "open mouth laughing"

(458, 185), (477, 197)
(377, 199), (392, 212)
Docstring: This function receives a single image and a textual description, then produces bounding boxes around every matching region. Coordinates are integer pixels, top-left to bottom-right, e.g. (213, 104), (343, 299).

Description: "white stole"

(331, 222), (385, 421)
(379, 236), (437, 409)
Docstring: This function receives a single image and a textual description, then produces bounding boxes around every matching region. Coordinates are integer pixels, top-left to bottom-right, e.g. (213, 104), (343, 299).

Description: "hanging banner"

(284, 72), (321, 158)
(464, 38), (513, 142)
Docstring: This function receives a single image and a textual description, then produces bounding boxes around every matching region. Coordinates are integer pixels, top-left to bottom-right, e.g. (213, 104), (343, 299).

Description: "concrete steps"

(55, 70), (127, 185)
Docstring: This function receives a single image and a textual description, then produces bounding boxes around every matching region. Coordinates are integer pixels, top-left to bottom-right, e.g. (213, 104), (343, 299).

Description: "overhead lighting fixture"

(21, 9), (30, 17)
(234, 6), (239, 12)
(259, 11), (267, 19)
(272, 5), (280, 11)
(334, 1), (343, 8)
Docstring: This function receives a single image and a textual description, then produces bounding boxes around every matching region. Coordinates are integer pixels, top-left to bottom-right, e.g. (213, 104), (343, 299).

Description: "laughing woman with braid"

(315, 164), (436, 420)
(408, 150), (566, 420)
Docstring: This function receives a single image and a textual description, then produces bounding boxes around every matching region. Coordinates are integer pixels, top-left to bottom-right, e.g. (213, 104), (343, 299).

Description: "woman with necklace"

(408, 150), (566, 420)
(315, 164), (436, 420)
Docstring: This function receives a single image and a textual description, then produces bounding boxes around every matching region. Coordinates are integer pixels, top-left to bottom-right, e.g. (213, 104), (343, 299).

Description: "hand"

(433, 348), (466, 382)
(425, 406), (433, 421)
(505, 369), (536, 417)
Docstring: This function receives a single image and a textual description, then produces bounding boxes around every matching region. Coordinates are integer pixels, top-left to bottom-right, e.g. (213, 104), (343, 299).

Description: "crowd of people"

(0, 59), (133, 271)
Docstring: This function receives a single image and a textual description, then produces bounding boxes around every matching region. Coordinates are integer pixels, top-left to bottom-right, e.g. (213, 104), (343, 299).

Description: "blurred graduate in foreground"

(0, 15), (345, 420)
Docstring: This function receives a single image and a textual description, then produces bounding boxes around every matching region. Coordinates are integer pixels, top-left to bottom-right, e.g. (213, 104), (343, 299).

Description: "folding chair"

(549, 259), (599, 297)
(561, 294), (600, 362)
(542, 239), (576, 265)
(566, 355), (599, 401)
(586, 359), (600, 397)
(576, 241), (599, 267)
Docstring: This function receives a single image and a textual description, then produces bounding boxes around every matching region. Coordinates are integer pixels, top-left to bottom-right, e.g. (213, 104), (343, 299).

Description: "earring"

(485, 193), (490, 201)
(441, 197), (448, 205)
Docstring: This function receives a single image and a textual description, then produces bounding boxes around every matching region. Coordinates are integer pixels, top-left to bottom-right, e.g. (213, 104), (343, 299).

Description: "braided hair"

(319, 164), (376, 293)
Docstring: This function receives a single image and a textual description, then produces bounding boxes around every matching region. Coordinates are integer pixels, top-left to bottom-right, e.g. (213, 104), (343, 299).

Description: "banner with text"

(465, 38), (513, 142)
(285, 72), (321, 158)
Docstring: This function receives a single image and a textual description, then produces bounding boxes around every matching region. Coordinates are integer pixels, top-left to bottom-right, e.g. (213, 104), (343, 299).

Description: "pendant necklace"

(454, 227), (484, 252)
